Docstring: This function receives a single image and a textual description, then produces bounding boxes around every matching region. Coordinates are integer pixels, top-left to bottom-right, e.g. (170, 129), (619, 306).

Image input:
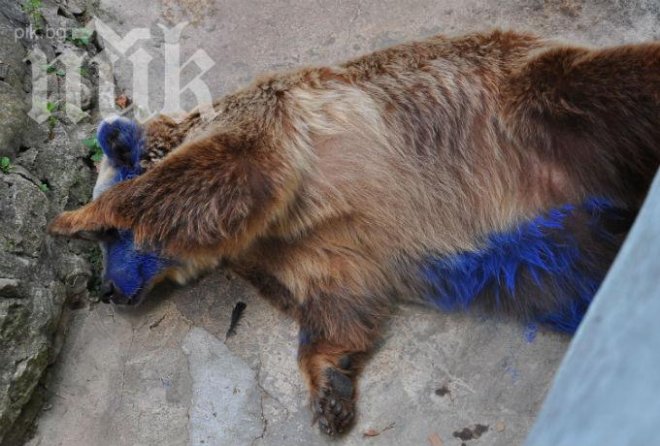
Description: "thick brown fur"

(49, 30), (660, 435)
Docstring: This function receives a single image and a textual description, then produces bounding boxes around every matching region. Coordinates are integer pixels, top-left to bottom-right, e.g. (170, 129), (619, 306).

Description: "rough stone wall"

(0, 0), (99, 442)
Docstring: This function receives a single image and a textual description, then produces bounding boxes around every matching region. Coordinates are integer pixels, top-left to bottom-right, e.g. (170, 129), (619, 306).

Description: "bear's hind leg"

(298, 338), (360, 435)
(297, 293), (389, 435)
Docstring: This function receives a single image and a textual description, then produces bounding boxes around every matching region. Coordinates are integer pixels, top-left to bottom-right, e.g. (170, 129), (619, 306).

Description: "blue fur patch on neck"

(421, 198), (620, 334)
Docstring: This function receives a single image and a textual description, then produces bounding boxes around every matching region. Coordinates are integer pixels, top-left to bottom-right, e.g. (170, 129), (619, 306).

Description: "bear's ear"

(96, 115), (143, 172)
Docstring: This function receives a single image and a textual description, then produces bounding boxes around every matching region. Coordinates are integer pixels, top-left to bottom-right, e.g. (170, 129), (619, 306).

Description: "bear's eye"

(98, 228), (120, 241)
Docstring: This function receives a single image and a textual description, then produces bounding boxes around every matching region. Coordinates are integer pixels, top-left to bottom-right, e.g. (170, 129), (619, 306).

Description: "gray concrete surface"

(26, 1), (659, 445)
(29, 274), (569, 446)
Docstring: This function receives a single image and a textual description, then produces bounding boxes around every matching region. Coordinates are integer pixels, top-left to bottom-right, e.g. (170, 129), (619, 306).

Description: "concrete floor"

(27, 1), (659, 445)
(29, 275), (569, 446)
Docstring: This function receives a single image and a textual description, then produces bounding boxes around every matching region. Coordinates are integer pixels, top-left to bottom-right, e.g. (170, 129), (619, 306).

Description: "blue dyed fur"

(422, 200), (619, 333)
(95, 117), (171, 300)
(97, 117), (145, 181)
(103, 229), (170, 299)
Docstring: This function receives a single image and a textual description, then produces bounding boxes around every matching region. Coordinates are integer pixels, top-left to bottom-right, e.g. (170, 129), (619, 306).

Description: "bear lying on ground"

(49, 30), (659, 435)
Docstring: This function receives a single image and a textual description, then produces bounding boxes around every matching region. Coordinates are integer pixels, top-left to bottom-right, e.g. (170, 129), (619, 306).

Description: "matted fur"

(49, 30), (660, 435)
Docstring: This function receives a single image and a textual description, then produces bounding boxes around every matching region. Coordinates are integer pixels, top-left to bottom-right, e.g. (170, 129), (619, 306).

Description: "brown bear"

(49, 30), (659, 435)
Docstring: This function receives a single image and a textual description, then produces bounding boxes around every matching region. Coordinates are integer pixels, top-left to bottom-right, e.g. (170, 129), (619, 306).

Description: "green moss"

(67, 28), (93, 47)
(86, 245), (103, 299)
(0, 303), (29, 340)
(82, 136), (104, 163)
(21, 0), (44, 31)
(0, 157), (12, 174)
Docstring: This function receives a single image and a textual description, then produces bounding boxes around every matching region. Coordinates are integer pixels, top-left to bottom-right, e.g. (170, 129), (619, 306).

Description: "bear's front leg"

(296, 294), (388, 436)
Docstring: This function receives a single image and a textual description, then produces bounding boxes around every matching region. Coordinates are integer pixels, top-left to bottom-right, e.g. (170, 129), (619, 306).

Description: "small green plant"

(46, 101), (58, 114)
(0, 157), (12, 174)
(45, 64), (66, 77)
(45, 101), (60, 130)
(87, 245), (103, 299)
(21, 0), (44, 30)
(82, 136), (104, 163)
(68, 28), (93, 47)
(39, 182), (49, 192)
(48, 115), (58, 130)
(79, 66), (90, 77)
(88, 246), (102, 270)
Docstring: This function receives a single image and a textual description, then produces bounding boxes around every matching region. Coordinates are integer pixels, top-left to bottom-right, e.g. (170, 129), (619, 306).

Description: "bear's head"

(90, 116), (173, 305)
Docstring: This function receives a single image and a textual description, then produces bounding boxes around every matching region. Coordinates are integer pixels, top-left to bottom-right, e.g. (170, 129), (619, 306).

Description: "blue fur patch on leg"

(422, 199), (621, 333)
(298, 329), (313, 346)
